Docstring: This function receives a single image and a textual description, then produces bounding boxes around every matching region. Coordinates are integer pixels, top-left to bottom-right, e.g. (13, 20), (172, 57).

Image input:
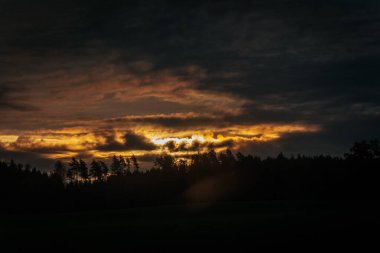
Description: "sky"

(1, 0), (380, 169)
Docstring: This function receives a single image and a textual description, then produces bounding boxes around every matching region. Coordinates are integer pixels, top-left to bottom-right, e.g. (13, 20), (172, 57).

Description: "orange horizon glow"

(0, 121), (320, 162)
(0, 65), (322, 167)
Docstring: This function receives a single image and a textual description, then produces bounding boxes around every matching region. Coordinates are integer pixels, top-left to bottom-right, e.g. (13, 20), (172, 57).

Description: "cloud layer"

(1, 0), (380, 169)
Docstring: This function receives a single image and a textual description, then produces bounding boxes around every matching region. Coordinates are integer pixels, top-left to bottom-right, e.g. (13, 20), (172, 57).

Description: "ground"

(1, 201), (379, 252)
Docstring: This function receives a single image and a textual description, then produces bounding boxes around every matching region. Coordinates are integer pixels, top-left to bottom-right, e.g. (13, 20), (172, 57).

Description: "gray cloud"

(95, 131), (157, 151)
(163, 139), (235, 152)
(0, 144), (54, 170)
(240, 117), (380, 157)
(0, 0), (380, 159)
(0, 87), (40, 111)
(106, 113), (223, 129)
(124, 131), (157, 150)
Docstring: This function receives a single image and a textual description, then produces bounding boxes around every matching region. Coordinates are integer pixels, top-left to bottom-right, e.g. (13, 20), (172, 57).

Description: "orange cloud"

(0, 120), (320, 162)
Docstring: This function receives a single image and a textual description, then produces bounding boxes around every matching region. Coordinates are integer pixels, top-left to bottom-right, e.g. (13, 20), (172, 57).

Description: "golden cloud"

(0, 119), (320, 161)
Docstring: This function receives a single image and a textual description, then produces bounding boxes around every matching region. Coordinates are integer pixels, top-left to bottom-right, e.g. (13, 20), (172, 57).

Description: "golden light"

(150, 135), (206, 145)
(0, 121), (320, 165)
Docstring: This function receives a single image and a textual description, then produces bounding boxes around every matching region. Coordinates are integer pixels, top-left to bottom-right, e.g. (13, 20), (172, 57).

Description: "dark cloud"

(0, 0), (380, 158)
(95, 131), (157, 151)
(0, 101), (39, 111)
(0, 144), (54, 171)
(9, 144), (74, 155)
(132, 115), (216, 128)
(4, 135), (76, 154)
(241, 117), (380, 157)
(207, 140), (235, 150)
(124, 131), (157, 150)
(0, 87), (39, 111)
(163, 140), (201, 152)
(106, 113), (222, 129)
(163, 139), (234, 152)
(94, 134), (127, 152)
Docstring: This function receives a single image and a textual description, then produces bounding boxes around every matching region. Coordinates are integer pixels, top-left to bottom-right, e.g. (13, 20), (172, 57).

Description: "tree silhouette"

(54, 160), (66, 183)
(1, 139), (380, 213)
(68, 157), (80, 182)
(90, 160), (103, 182)
(125, 157), (132, 175)
(345, 139), (380, 160)
(99, 161), (109, 180)
(111, 155), (122, 176)
(119, 155), (127, 175)
(218, 149), (237, 170)
(79, 159), (89, 182)
(131, 155), (139, 174)
(154, 154), (177, 174)
(25, 163), (31, 172)
(177, 159), (187, 175)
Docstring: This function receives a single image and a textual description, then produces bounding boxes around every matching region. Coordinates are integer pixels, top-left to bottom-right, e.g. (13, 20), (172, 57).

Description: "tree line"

(54, 154), (141, 183)
(1, 140), (380, 213)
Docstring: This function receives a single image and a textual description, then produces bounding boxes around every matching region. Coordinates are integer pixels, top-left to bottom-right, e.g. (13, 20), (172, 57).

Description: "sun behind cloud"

(0, 114), (320, 168)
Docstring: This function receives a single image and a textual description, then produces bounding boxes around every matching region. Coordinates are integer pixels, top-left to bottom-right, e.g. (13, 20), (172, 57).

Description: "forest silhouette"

(1, 139), (380, 213)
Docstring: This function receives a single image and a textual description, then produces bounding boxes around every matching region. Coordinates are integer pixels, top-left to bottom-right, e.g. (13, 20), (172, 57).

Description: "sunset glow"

(0, 1), (378, 250)
(0, 120), (319, 167)
(1, 0), (378, 170)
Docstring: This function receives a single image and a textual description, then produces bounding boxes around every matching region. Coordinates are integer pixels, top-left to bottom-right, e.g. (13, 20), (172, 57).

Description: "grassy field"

(1, 201), (379, 252)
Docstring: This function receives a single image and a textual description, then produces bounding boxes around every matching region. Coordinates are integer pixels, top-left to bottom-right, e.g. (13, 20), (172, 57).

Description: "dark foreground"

(1, 200), (379, 252)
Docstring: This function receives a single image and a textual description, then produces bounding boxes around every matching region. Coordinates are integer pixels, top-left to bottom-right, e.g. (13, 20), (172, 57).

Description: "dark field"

(1, 201), (379, 252)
